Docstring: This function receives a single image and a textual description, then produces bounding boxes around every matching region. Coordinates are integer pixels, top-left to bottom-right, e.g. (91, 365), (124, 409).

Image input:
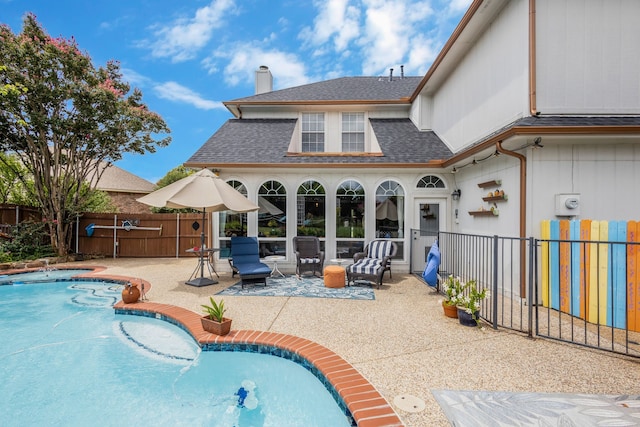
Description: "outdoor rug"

(432, 389), (640, 427)
(216, 275), (375, 300)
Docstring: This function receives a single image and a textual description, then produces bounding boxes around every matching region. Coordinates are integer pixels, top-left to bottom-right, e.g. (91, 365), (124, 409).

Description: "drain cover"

(393, 394), (426, 413)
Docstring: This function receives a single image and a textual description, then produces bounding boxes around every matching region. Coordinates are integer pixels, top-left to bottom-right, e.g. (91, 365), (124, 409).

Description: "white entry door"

(411, 199), (446, 273)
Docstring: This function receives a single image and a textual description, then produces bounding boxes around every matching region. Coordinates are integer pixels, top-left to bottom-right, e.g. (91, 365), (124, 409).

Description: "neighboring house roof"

(186, 118), (452, 168)
(227, 76), (422, 104)
(94, 163), (156, 194)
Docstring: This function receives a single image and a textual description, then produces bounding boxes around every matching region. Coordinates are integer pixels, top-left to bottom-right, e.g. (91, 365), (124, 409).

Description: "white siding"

(448, 156), (522, 238)
(529, 141), (640, 236)
(430, 0), (530, 152)
(536, 0), (640, 114)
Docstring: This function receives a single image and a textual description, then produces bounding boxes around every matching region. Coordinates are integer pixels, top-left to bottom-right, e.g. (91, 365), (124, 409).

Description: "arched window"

(335, 180), (365, 258)
(375, 180), (405, 239)
(297, 180), (325, 239)
(218, 180), (248, 258)
(258, 180), (287, 257)
(417, 175), (445, 188)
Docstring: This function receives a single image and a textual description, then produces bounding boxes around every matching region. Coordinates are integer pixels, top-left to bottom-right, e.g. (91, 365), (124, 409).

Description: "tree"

(0, 14), (171, 255)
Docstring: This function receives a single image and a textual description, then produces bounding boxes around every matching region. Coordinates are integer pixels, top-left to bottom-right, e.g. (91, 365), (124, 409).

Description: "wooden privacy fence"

(76, 212), (210, 258)
(540, 219), (640, 333)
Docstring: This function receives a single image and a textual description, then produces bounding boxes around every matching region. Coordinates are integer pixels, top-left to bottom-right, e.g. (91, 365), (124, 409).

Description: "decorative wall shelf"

(477, 179), (501, 188)
(482, 194), (508, 202)
(468, 209), (499, 217)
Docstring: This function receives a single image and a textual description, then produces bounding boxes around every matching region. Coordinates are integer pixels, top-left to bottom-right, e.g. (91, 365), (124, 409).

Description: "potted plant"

(201, 297), (232, 335)
(440, 275), (465, 318)
(456, 280), (489, 327)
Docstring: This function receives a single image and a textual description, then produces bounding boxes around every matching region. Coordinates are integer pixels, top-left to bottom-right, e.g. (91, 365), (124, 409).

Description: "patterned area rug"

(216, 275), (375, 300)
(432, 390), (640, 427)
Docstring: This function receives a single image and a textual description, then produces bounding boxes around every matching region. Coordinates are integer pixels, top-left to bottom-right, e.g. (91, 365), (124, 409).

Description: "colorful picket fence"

(540, 220), (640, 332)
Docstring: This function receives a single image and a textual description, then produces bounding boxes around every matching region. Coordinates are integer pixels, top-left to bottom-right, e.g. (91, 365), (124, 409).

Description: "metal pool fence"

(437, 231), (640, 359)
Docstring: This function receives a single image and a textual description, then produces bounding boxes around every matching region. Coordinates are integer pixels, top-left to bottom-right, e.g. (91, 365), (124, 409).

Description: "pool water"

(0, 278), (352, 426)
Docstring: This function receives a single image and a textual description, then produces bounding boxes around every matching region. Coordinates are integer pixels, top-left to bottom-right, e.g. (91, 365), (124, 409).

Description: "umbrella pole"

(186, 210), (216, 287)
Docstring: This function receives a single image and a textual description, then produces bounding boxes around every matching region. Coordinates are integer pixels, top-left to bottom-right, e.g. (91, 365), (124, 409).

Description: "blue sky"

(2, 0), (471, 184)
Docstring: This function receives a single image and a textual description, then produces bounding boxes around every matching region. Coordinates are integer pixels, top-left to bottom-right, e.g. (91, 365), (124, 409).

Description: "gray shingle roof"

(185, 118), (452, 167)
(513, 116), (640, 127)
(228, 76), (422, 103)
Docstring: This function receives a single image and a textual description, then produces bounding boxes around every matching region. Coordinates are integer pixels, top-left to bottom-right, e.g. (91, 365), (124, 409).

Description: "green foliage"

(441, 275), (466, 307)
(0, 153), (31, 205)
(201, 297), (227, 322)
(0, 14), (171, 255)
(0, 221), (55, 261)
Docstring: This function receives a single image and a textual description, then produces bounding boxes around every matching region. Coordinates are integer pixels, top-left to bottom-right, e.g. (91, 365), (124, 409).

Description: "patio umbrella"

(137, 168), (259, 287)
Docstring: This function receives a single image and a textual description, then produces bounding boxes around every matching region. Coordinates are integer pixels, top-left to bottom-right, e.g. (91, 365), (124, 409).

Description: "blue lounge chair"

(229, 237), (271, 288)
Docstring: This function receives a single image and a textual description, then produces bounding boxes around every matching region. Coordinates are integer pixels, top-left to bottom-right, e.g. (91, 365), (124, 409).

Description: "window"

(375, 180), (405, 239)
(417, 175), (445, 188)
(297, 180), (326, 239)
(376, 180), (404, 260)
(335, 180), (365, 258)
(342, 113), (364, 152)
(302, 113), (324, 152)
(218, 180), (248, 258)
(258, 180), (287, 257)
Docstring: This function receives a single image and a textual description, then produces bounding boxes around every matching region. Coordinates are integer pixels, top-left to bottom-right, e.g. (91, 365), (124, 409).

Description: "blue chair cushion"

(236, 262), (271, 276)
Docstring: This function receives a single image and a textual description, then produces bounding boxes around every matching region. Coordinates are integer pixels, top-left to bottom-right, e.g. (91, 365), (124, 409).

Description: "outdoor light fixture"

(451, 189), (461, 201)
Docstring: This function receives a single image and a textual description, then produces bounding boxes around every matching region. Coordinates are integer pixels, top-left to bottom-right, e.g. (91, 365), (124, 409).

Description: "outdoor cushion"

(346, 240), (397, 289)
(230, 237), (271, 288)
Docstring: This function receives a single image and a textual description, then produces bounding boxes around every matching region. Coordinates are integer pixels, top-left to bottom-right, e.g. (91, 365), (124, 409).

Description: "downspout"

(496, 141), (527, 297)
(529, 0), (537, 116)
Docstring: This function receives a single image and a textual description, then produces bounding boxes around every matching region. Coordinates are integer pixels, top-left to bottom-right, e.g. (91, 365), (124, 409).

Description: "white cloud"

(358, 0), (435, 75)
(144, 0), (235, 63)
(120, 68), (152, 88)
(447, 0), (473, 14)
(154, 81), (223, 110)
(205, 43), (312, 90)
(300, 0), (360, 52)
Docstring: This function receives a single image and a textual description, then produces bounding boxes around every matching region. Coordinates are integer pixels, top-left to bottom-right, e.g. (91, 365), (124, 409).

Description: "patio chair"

(229, 236), (271, 288)
(346, 239), (397, 288)
(293, 236), (324, 278)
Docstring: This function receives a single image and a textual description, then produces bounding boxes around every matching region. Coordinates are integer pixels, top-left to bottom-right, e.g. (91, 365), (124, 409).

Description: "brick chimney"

(255, 65), (273, 95)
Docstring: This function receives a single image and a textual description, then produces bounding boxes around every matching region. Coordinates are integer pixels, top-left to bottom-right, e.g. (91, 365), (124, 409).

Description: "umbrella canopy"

(137, 168), (259, 287)
(137, 168), (259, 213)
(376, 198), (398, 221)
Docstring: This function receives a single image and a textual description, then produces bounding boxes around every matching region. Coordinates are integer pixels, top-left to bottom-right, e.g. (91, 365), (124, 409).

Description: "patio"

(74, 257), (640, 426)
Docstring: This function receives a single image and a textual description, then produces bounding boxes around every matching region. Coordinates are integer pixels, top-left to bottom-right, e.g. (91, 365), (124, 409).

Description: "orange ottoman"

(323, 265), (346, 288)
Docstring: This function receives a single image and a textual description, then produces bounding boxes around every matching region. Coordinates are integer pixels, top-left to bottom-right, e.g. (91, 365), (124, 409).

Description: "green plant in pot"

(456, 280), (489, 327)
(201, 297), (232, 335)
(440, 275), (465, 318)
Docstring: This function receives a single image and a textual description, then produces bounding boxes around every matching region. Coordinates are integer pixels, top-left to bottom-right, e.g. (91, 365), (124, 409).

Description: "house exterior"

(185, 0), (640, 280)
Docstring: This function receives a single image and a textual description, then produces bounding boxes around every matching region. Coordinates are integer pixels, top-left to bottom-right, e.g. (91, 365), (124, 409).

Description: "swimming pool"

(0, 273), (353, 426)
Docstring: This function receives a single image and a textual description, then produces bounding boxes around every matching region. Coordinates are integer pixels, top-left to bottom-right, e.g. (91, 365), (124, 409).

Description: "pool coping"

(114, 300), (404, 427)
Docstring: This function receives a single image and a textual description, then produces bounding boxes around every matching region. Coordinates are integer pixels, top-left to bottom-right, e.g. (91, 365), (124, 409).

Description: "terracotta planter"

(442, 301), (458, 318)
(121, 283), (140, 304)
(457, 307), (480, 327)
(201, 316), (232, 336)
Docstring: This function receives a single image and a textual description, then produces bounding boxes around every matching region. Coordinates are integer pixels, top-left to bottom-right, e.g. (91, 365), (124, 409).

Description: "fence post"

(492, 235), (499, 329)
(176, 213), (180, 258)
(528, 236), (535, 337)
